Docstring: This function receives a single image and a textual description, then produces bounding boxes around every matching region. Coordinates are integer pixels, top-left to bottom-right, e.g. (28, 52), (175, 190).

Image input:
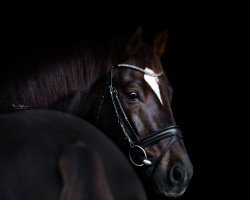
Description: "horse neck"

(0, 41), (116, 112)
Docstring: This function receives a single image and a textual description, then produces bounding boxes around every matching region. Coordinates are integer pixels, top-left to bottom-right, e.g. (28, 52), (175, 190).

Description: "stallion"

(0, 27), (193, 198)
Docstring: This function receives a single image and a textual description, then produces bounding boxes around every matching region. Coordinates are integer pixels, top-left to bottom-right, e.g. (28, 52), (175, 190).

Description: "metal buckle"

(129, 145), (152, 167)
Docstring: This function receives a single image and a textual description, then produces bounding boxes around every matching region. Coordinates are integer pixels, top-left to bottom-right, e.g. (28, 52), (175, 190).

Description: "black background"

(1, 3), (236, 199)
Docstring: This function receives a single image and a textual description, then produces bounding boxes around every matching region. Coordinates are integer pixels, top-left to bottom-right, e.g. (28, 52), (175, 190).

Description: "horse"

(0, 27), (193, 198)
(0, 110), (147, 200)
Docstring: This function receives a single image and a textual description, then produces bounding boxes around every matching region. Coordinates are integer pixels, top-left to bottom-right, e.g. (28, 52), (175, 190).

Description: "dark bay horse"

(0, 27), (193, 198)
(0, 110), (147, 200)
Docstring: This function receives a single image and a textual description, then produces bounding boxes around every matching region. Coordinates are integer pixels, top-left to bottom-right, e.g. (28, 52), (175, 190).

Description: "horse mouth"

(166, 186), (188, 197)
(152, 170), (189, 198)
(153, 184), (188, 198)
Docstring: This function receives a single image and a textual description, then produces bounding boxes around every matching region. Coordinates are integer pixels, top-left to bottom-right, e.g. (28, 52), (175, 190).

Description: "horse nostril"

(170, 165), (184, 184)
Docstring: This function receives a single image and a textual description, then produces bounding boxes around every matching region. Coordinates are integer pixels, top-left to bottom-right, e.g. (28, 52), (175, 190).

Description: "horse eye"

(127, 92), (140, 101)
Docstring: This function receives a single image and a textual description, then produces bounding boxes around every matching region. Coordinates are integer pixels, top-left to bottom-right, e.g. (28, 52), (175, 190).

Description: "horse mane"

(0, 29), (167, 114)
(0, 39), (126, 112)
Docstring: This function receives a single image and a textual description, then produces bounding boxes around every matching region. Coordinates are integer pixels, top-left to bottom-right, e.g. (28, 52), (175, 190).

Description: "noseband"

(96, 64), (182, 170)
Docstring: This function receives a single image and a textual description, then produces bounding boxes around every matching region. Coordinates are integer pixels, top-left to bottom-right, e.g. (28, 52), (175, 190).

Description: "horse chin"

(152, 182), (188, 198)
(167, 188), (187, 197)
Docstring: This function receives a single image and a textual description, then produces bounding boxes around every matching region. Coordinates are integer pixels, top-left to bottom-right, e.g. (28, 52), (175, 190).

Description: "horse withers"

(0, 27), (193, 198)
(0, 110), (147, 200)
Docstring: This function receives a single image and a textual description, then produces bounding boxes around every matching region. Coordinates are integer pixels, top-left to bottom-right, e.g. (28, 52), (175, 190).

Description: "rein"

(96, 64), (182, 170)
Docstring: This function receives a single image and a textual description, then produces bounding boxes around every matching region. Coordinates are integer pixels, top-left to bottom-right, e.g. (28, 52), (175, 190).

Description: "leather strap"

(150, 135), (182, 180)
(140, 126), (182, 147)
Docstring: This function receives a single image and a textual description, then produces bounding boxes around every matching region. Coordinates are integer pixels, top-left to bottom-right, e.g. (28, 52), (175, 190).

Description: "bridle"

(96, 64), (182, 172)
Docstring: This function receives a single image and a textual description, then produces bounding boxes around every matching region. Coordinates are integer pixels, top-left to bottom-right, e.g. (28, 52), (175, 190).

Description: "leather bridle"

(96, 64), (182, 171)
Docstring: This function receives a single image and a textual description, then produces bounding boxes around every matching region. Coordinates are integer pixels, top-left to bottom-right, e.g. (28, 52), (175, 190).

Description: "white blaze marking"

(144, 68), (163, 105)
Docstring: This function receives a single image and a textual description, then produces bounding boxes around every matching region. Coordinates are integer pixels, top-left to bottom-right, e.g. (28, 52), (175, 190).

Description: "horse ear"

(153, 30), (169, 58)
(126, 26), (142, 55)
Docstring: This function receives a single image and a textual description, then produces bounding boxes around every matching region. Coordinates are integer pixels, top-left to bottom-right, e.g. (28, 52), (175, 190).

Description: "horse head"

(89, 27), (193, 198)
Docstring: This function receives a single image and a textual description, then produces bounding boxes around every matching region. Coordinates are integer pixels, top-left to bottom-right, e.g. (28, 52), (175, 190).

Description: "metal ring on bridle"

(129, 145), (152, 167)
